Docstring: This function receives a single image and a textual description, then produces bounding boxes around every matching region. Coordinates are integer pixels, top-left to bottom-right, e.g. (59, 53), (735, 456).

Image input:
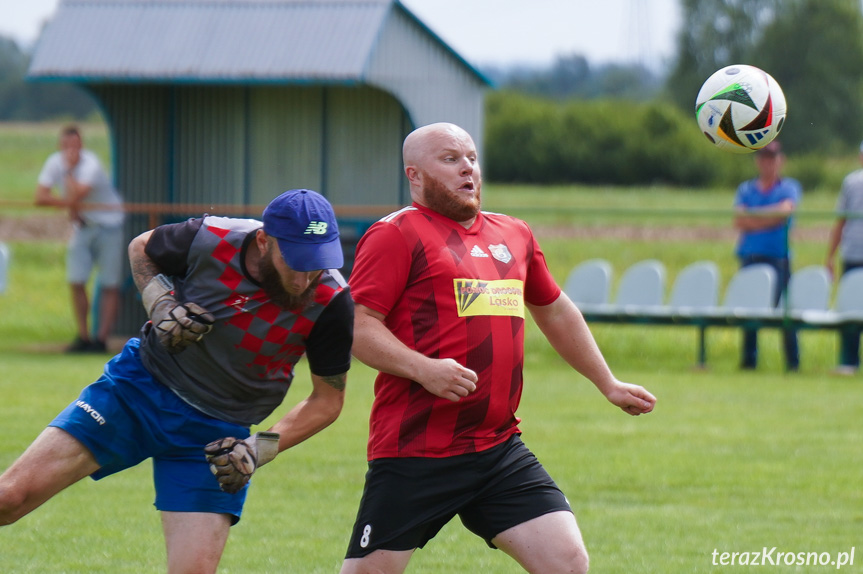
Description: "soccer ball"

(695, 64), (786, 153)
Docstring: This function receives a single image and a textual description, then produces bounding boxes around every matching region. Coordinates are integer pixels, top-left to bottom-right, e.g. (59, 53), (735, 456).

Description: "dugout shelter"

(28, 0), (491, 335)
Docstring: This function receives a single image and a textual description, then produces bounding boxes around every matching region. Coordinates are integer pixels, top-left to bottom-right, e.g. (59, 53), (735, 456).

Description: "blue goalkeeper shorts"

(50, 338), (250, 524)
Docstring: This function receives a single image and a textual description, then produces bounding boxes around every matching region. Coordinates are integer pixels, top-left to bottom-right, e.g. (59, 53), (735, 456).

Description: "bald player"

(339, 123), (656, 574)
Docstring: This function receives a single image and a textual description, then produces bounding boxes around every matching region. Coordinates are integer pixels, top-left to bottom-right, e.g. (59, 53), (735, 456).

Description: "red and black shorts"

(344, 434), (572, 558)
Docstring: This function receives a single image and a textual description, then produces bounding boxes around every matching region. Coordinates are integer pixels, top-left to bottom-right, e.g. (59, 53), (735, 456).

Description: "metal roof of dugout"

(29, 0), (492, 333)
(29, 0), (492, 85)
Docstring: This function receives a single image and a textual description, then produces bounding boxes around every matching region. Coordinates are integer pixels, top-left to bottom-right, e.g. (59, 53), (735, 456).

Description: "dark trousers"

(739, 255), (799, 370)
(839, 261), (863, 367)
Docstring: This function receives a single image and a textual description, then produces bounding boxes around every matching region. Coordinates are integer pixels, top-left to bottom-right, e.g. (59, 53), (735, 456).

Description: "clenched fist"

(204, 432), (280, 494)
(141, 274), (214, 353)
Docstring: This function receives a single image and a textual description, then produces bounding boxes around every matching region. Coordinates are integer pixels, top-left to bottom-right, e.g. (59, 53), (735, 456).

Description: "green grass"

(2, 240), (858, 573)
(1, 353), (861, 572)
(1, 122), (860, 572)
(482, 182), (841, 229)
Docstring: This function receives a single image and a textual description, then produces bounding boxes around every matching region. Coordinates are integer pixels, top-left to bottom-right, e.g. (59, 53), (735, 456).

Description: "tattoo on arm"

(130, 250), (163, 292)
(321, 373), (347, 392)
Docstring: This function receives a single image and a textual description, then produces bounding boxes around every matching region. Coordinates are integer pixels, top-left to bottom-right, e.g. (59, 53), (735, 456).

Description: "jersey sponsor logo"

(75, 400), (107, 425)
(488, 243), (512, 264)
(304, 221), (328, 235)
(470, 245), (489, 258)
(453, 279), (524, 318)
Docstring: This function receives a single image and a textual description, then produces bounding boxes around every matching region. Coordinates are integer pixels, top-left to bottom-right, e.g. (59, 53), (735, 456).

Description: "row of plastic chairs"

(564, 258), (863, 325)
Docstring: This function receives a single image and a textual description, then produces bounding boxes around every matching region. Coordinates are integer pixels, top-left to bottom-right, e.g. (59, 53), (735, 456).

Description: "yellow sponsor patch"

(453, 279), (524, 318)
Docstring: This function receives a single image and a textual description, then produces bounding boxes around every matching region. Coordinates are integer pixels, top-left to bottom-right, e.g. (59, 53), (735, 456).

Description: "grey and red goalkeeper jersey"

(140, 216), (353, 426)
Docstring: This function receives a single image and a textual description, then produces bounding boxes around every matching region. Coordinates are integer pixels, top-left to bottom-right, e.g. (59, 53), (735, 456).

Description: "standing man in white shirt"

(825, 140), (863, 375)
(35, 125), (125, 353)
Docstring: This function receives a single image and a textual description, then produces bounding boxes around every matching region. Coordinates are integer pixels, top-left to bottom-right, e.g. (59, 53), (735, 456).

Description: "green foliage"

(783, 153), (833, 192)
(665, 0), (863, 156)
(666, 0), (785, 111)
(0, 34), (98, 121)
(754, 0), (863, 154)
(485, 91), (753, 187)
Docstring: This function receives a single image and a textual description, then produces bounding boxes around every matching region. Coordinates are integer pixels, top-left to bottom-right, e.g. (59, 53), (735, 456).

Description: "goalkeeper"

(0, 189), (353, 573)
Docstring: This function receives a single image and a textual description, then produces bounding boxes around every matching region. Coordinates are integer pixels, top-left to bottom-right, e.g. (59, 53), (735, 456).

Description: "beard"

(257, 252), (320, 311)
(420, 170), (481, 222)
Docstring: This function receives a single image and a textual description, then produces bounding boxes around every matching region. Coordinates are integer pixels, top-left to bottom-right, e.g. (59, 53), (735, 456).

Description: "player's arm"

(204, 374), (345, 495)
(266, 289), (351, 448)
(206, 291), (352, 494)
(129, 224), (215, 352)
(527, 292), (655, 416)
(129, 230), (161, 288)
(734, 198), (796, 231)
(353, 304), (477, 402)
(266, 371), (347, 451)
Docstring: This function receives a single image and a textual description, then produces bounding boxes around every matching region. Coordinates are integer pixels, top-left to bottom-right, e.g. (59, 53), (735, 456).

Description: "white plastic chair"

(709, 264), (777, 321)
(664, 260), (720, 317)
(611, 259), (667, 315)
(638, 261), (720, 367)
(564, 259), (613, 314)
(782, 265), (832, 319)
(803, 268), (863, 325)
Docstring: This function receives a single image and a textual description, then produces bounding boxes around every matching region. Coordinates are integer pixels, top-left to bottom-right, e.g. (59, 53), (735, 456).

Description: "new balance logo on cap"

(305, 222), (328, 235)
(262, 189), (344, 271)
(470, 245), (489, 258)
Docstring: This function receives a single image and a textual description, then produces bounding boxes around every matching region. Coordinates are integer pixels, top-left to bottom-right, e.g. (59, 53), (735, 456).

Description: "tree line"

(0, 36), (97, 121)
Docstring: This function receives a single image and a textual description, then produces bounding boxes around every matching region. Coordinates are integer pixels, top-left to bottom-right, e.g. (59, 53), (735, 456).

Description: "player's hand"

(151, 299), (215, 353)
(417, 358), (478, 402)
(204, 432), (281, 494)
(141, 273), (214, 353)
(603, 380), (656, 416)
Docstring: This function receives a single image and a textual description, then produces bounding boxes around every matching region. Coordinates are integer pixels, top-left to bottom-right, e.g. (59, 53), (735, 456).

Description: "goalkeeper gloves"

(141, 274), (215, 353)
(204, 432), (281, 494)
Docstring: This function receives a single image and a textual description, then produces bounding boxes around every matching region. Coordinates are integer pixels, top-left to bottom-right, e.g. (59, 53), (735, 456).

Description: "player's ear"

(405, 165), (421, 186)
(255, 229), (270, 254)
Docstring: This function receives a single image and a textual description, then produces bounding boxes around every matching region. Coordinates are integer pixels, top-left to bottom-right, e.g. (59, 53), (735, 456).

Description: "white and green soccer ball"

(695, 64), (787, 154)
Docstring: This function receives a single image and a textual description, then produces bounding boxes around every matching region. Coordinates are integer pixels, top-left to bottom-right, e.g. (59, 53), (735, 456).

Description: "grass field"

(1, 123), (861, 572)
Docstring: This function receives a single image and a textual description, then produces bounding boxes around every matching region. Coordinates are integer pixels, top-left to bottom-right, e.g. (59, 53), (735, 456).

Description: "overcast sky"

(1, 0), (682, 69)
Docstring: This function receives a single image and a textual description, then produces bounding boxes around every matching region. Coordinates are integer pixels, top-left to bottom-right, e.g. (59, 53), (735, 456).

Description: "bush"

(483, 91), (853, 189)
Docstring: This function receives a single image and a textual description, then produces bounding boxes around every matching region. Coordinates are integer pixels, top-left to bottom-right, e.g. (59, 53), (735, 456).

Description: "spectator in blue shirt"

(733, 140), (801, 371)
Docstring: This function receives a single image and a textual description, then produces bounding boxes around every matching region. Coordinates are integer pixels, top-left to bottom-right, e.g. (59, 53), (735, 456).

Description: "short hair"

(60, 125), (81, 139)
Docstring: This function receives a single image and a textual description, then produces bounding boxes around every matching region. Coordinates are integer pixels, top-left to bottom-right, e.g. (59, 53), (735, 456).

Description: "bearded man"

(339, 123), (656, 574)
(0, 189), (353, 574)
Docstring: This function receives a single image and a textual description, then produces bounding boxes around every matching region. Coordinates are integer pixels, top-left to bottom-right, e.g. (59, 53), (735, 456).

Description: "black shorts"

(344, 434), (572, 558)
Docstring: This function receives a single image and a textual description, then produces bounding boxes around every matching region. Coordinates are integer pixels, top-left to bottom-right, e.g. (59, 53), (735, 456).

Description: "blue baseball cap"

(262, 189), (343, 271)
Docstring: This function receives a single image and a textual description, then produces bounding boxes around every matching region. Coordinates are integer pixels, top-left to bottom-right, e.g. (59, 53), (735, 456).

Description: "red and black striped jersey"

(349, 203), (561, 459)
